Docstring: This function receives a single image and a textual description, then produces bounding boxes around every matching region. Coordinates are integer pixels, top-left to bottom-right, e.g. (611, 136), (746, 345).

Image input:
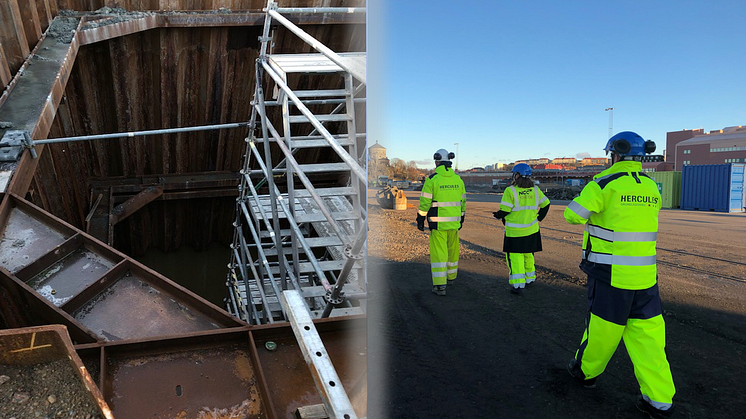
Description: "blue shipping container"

(681, 163), (746, 213)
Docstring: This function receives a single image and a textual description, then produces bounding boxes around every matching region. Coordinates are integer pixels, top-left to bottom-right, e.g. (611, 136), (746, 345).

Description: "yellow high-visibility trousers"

(575, 278), (675, 408)
(430, 229), (459, 286)
(506, 252), (535, 288)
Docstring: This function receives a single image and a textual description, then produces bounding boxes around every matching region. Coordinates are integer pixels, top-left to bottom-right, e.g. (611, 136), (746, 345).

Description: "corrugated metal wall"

(681, 164), (746, 213)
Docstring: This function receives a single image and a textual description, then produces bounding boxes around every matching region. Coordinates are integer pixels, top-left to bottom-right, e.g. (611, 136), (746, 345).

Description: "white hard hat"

(434, 149), (454, 162)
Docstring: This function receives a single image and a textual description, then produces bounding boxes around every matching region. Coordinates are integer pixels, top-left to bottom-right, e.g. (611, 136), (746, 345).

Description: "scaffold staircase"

(226, 1), (367, 325)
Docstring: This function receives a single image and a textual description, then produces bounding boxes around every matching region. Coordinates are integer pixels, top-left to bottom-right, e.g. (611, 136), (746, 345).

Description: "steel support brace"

(281, 290), (358, 419)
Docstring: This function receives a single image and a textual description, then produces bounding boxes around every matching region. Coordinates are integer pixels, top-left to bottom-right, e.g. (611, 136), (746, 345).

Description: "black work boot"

(567, 360), (597, 388)
(636, 396), (674, 418)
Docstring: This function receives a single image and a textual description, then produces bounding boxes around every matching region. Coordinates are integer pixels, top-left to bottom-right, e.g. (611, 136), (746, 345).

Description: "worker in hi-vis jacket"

(565, 131), (675, 419)
(417, 149), (466, 296)
(493, 163), (550, 295)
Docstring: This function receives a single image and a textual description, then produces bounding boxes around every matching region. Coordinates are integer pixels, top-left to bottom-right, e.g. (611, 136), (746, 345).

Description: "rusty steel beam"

(76, 12), (364, 46)
(109, 185), (163, 225)
(0, 17), (83, 197)
(77, 15), (158, 45)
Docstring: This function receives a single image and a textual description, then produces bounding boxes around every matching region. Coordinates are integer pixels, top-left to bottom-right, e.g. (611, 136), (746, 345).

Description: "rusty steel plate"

(104, 342), (265, 419)
(72, 271), (222, 341)
(26, 247), (117, 307)
(0, 208), (70, 273)
(252, 319), (367, 418)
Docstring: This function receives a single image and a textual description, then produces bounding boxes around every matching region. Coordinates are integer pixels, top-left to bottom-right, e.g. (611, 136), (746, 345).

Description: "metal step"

(261, 236), (345, 256)
(267, 52), (365, 75)
(290, 138), (354, 148)
(294, 89), (347, 98)
(268, 259), (361, 275)
(296, 211), (358, 223)
(293, 187), (357, 198)
(297, 163), (351, 173)
(249, 210), (356, 223)
(289, 114), (350, 124)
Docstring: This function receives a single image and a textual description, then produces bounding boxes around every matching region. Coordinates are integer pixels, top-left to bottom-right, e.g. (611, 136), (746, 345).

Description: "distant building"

(526, 158), (550, 166)
(369, 141), (387, 161)
(666, 129), (704, 163)
(581, 157), (609, 167)
(552, 157), (577, 165)
(673, 126), (746, 171)
(485, 164), (495, 172)
(494, 163), (507, 171)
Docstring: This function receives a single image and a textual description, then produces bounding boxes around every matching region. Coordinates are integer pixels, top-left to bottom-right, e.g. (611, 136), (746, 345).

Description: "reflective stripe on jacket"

(499, 186), (550, 237)
(564, 161), (661, 290)
(418, 165), (466, 230)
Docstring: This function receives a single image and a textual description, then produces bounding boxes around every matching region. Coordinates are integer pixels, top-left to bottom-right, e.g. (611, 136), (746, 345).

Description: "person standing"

(493, 163), (550, 295)
(564, 131), (675, 418)
(417, 149), (466, 296)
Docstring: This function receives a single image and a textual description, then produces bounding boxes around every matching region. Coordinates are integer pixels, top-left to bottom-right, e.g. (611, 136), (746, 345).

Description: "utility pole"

(605, 107), (614, 138)
(453, 142), (459, 171)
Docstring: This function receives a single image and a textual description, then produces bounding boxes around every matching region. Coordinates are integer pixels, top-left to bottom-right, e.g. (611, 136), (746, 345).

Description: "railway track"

(469, 213), (746, 283)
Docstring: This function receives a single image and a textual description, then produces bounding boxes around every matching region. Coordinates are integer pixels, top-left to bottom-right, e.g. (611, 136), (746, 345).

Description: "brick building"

(673, 126), (746, 171)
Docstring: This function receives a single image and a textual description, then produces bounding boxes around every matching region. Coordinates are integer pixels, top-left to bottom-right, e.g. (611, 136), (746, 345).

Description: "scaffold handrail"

(266, 3), (366, 84)
(245, 142), (334, 292)
(275, 7), (366, 14)
(254, 102), (352, 248)
(261, 60), (367, 183)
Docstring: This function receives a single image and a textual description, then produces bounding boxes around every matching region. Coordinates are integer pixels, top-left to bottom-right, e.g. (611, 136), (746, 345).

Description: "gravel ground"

(367, 190), (746, 419)
(0, 359), (103, 419)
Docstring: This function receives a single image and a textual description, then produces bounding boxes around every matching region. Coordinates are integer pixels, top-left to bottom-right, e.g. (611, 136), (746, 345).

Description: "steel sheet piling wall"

(681, 163), (746, 213)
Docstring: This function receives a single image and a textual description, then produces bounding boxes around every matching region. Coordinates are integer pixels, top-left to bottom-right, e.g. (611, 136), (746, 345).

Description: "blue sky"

(367, 1), (746, 170)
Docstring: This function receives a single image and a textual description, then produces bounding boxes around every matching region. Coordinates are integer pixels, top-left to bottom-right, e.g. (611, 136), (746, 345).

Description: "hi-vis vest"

(500, 186), (549, 237)
(564, 161), (661, 290)
(418, 165), (466, 230)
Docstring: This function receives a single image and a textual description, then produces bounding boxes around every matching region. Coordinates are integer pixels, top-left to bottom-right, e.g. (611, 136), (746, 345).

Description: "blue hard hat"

(512, 163), (532, 176)
(604, 131), (656, 156)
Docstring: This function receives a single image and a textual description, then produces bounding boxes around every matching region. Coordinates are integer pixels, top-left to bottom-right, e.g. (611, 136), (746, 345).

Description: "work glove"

(416, 214), (426, 231)
(459, 215), (465, 230)
(492, 211), (500, 219)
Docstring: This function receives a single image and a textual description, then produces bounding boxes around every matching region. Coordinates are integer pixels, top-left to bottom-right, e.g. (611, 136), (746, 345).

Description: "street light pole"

(605, 107), (614, 138)
(453, 142), (459, 171)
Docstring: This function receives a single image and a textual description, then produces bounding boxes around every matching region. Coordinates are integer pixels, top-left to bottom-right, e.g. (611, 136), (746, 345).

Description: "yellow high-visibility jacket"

(564, 161), (661, 290)
(500, 186), (550, 237)
(418, 165), (466, 230)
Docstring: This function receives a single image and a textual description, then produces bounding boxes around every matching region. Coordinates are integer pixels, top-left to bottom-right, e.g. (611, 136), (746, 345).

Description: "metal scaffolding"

(226, 1), (367, 325)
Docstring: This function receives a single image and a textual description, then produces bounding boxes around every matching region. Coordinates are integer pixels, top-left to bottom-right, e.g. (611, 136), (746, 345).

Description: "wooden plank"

(85, 188), (110, 244)
(109, 185), (163, 225)
(18, 0), (43, 50)
(159, 27), (177, 174)
(36, 0), (52, 31)
(0, 0), (30, 74)
(0, 41), (12, 86)
(47, 0), (57, 17)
